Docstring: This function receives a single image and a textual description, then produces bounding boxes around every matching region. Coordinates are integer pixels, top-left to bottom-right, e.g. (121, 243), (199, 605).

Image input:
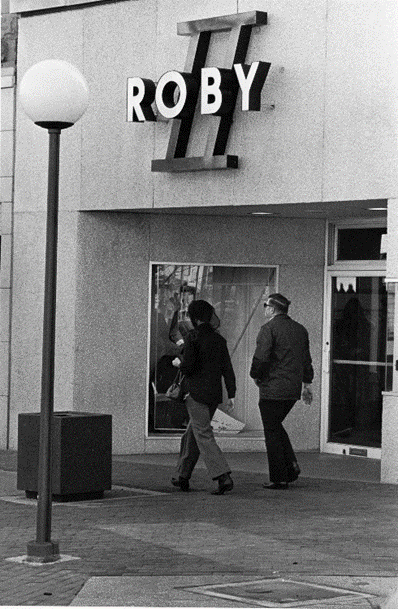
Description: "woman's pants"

(258, 398), (297, 483)
(175, 395), (231, 480)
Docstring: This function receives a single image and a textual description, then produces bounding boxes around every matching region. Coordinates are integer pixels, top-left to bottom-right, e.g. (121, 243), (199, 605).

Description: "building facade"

(4, 0), (398, 481)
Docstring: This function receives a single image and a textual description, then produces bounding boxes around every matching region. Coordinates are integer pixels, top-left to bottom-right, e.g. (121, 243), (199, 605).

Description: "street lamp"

(19, 60), (89, 563)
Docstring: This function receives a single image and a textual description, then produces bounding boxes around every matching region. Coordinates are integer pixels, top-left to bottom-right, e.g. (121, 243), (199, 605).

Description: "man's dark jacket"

(180, 323), (236, 407)
(250, 313), (313, 400)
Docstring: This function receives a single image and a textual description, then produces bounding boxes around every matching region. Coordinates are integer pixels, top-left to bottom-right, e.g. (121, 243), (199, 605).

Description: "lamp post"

(19, 60), (89, 563)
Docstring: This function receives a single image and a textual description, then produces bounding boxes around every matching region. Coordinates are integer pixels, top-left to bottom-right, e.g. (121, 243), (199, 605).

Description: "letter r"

(126, 77), (156, 122)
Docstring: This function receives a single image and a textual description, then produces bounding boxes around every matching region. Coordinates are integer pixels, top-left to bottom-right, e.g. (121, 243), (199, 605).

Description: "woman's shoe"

(211, 472), (233, 495)
(263, 482), (289, 490)
(171, 476), (190, 492)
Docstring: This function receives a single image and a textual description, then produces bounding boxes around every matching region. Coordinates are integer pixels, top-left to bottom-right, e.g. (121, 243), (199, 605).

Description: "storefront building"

(5, 0), (398, 481)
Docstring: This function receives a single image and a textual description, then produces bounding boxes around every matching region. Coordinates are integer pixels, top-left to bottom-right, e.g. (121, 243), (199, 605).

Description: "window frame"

(328, 218), (387, 271)
(146, 261), (279, 437)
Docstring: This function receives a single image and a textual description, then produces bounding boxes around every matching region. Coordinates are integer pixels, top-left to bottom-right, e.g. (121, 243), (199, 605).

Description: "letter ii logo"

(127, 11), (270, 172)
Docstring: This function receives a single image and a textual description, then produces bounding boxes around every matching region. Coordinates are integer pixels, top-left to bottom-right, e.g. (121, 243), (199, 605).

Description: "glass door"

(324, 273), (388, 457)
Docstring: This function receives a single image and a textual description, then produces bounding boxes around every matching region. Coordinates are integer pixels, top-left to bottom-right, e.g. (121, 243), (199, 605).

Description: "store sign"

(127, 63), (269, 122)
(126, 11), (270, 172)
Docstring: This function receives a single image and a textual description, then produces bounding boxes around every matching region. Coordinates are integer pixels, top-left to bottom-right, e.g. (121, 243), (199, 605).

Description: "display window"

(148, 263), (277, 434)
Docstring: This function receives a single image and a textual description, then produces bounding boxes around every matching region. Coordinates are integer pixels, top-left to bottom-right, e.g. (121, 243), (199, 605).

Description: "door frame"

(321, 268), (387, 459)
(321, 218), (387, 460)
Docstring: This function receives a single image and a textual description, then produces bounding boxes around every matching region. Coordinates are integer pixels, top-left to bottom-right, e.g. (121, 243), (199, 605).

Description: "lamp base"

(35, 121), (73, 130)
(26, 540), (60, 563)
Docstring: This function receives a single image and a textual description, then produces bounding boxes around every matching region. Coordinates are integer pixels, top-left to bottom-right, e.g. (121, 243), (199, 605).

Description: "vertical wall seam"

(152, 1), (159, 210)
(69, 9), (86, 414)
(320, 0), (329, 203)
(6, 38), (19, 448)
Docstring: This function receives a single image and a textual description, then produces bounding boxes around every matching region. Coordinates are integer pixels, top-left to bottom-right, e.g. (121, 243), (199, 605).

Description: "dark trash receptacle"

(17, 412), (112, 501)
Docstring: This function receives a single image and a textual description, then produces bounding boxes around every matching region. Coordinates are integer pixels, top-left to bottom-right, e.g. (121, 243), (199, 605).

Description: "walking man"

(250, 293), (313, 489)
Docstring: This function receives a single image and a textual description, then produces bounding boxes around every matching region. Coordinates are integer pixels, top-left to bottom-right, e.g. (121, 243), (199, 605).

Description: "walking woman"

(171, 300), (236, 495)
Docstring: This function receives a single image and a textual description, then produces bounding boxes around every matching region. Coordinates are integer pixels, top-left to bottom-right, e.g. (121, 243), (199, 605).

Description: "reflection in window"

(385, 283), (395, 392)
(148, 264), (277, 433)
(329, 276), (387, 448)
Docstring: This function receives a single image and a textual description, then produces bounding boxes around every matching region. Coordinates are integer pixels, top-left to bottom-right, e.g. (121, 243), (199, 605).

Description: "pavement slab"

(0, 450), (397, 607)
(70, 574), (398, 607)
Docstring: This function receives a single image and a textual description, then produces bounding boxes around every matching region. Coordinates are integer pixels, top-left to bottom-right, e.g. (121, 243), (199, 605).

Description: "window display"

(148, 264), (277, 433)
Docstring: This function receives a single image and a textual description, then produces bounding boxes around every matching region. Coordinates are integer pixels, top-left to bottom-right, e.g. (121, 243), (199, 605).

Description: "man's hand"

(224, 398), (235, 413)
(302, 383), (313, 405)
(172, 357), (181, 367)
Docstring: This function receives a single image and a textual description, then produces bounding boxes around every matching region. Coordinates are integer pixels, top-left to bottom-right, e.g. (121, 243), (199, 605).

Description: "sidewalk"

(0, 449), (397, 607)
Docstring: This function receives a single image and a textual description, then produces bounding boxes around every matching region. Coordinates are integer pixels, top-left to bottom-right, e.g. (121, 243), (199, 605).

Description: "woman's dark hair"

(188, 300), (214, 326)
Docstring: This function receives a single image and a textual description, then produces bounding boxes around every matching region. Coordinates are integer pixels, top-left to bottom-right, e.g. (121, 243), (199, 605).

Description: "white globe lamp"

(19, 59), (89, 129)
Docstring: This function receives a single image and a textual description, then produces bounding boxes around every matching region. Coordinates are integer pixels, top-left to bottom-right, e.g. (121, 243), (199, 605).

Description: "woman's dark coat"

(179, 322), (236, 407)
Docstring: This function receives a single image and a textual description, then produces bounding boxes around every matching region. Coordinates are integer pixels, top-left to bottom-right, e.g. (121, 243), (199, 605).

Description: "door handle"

(322, 342), (330, 374)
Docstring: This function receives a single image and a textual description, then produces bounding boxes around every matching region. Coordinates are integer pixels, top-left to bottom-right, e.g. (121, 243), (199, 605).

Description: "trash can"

(17, 412), (112, 501)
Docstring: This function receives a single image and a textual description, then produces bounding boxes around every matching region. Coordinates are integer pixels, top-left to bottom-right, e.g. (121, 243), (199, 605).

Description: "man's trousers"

(175, 395), (230, 480)
(258, 398), (297, 483)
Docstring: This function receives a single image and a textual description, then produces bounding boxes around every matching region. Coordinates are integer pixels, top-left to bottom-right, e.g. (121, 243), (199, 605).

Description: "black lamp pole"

(19, 59), (88, 564)
(26, 125), (69, 563)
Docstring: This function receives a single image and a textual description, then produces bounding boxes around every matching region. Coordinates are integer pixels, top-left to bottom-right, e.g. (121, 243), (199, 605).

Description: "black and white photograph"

(1, 0), (397, 607)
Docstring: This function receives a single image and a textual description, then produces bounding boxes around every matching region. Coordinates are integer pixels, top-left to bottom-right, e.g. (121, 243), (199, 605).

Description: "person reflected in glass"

(171, 300), (236, 495)
(169, 284), (196, 347)
(333, 297), (377, 442)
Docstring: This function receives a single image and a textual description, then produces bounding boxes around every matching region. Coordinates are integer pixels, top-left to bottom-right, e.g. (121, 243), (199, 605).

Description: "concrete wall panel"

(0, 396), (8, 447)
(0, 289), (10, 341)
(1, 201), (12, 234)
(149, 214), (325, 267)
(0, 132), (13, 178)
(9, 209), (324, 453)
(323, 0), (398, 200)
(1, 180), (13, 206)
(73, 212), (151, 453)
(1, 87), (15, 131)
(13, 0), (398, 215)
(53, 211), (80, 412)
(0, 343), (10, 396)
(8, 212), (46, 447)
(381, 393), (398, 483)
(0, 234), (12, 288)
(80, 1), (157, 211)
(71, 212), (324, 453)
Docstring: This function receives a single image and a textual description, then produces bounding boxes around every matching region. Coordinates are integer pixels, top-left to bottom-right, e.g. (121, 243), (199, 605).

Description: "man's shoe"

(211, 472), (233, 495)
(263, 482), (289, 490)
(287, 462), (301, 483)
(171, 476), (190, 492)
